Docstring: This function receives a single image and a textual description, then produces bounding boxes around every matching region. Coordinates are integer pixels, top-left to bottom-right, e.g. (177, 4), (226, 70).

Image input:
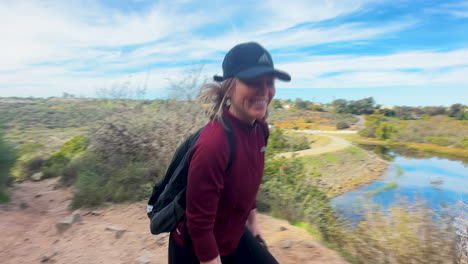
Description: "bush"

(455, 138), (468, 150)
(266, 129), (310, 156)
(376, 122), (397, 140)
(0, 131), (17, 202)
(41, 136), (87, 179)
(11, 154), (45, 181)
(336, 121), (350, 130)
(72, 170), (104, 208)
(261, 157), (339, 242)
(71, 100), (207, 207)
(336, 202), (455, 264)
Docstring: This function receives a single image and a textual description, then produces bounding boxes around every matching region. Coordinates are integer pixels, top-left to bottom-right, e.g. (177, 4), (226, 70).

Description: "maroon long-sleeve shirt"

(170, 110), (268, 262)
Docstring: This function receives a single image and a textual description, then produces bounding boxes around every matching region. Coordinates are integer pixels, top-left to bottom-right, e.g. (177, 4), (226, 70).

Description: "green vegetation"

(359, 114), (468, 157)
(267, 129), (311, 156)
(41, 136), (87, 179)
(259, 157), (339, 242)
(260, 151), (456, 264)
(332, 97), (376, 115)
(0, 131), (17, 202)
(11, 143), (45, 181)
(70, 100), (207, 207)
(370, 181), (398, 195)
(337, 203), (455, 264)
(1, 97), (464, 262)
(336, 121), (350, 129)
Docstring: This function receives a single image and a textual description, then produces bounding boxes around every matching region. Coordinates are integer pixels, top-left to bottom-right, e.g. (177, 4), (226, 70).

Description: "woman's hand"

(200, 256), (221, 264)
(246, 209), (262, 237)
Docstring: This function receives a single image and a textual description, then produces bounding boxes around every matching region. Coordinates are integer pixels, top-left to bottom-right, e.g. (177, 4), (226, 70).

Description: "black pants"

(168, 228), (279, 264)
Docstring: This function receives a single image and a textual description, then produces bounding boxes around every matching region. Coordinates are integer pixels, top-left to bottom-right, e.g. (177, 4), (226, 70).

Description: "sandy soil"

(0, 178), (348, 264)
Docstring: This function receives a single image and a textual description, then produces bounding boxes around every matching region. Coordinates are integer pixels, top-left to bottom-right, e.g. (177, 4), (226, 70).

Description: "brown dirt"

(0, 178), (348, 264)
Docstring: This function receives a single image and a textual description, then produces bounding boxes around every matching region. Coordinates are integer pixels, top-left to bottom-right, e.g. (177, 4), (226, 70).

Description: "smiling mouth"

(250, 99), (267, 105)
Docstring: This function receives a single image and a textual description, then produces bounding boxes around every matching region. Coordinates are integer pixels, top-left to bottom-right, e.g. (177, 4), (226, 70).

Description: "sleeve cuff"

(189, 231), (219, 262)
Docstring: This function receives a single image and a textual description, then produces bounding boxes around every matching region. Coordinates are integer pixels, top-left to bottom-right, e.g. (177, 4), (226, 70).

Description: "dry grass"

(336, 200), (457, 264)
(455, 201), (468, 264)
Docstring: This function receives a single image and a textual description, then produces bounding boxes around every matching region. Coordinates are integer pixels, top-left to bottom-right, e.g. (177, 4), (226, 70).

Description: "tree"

(168, 64), (208, 101)
(271, 99), (283, 109)
(350, 97), (375, 115)
(294, 98), (309, 110)
(332, 99), (348, 113)
(448, 104), (464, 118)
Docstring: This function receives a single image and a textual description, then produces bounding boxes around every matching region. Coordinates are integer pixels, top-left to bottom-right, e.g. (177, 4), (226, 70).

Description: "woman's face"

(228, 74), (275, 123)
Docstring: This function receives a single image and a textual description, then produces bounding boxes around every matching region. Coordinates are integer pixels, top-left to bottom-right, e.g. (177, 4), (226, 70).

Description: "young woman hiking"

(168, 42), (291, 264)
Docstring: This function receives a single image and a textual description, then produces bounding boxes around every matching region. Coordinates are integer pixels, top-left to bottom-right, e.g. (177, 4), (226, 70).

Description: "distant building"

(380, 105), (395, 110)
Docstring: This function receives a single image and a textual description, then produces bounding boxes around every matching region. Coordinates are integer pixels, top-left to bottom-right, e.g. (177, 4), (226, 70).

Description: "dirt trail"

(0, 178), (348, 264)
(278, 133), (352, 158)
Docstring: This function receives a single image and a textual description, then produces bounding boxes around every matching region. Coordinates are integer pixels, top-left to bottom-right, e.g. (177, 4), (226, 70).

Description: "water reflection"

(332, 146), (468, 219)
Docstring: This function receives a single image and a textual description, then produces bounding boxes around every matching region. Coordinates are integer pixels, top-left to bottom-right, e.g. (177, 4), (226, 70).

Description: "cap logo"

(258, 53), (271, 65)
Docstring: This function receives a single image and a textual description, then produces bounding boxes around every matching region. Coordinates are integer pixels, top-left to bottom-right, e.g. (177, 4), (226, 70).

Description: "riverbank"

(275, 131), (389, 198)
(353, 138), (468, 159)
(298, 146), (388, 198)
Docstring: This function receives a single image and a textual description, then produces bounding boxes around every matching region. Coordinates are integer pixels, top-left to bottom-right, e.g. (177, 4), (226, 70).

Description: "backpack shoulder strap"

(147, 127), (204, 206)
(259, 122), (269, 143)
(221, 116), (235, 172)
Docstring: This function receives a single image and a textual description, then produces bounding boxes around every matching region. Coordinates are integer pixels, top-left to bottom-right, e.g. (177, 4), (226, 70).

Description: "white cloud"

(1, 0), (467, 99)
(429, 1), (468, 18)
(277, 50), (468, 89)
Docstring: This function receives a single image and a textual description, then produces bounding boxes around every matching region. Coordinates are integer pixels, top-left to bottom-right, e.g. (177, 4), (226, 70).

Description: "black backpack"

(147, 117), (267, 235)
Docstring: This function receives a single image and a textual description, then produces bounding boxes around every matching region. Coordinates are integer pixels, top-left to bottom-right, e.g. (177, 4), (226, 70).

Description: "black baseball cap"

(213, 42), (291, 82)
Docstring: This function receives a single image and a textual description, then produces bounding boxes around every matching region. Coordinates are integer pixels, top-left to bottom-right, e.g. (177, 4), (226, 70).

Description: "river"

(331, 146), (468, 219)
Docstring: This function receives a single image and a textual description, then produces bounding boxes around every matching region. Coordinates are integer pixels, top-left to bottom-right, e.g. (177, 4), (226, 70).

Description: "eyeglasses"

(240, 79), (275, 89)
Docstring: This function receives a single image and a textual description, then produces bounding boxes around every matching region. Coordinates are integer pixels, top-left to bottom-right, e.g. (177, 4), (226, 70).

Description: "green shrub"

(71, 101), (206, 207)
(71, 160), (157, 208)
(455, 138), (468, 150)
(41, 136), (87, 179)
(336, 121), (350, 129)
(261, 157), (338, 242)
(376, 122), (396, 140)
(425, 136), (456, 147)
(60, 152), (91, 186)
(266, 129), (310, 156)
(0, 131), (17, 202)
(72, 170), (105, 208)
(11, 154), (44, 181)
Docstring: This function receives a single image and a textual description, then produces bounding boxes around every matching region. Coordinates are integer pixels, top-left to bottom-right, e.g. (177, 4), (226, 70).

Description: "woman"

(168, 42), (291, 264)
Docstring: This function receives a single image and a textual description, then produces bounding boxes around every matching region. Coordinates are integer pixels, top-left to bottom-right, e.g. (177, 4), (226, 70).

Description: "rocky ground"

(0, 178), (348, 264)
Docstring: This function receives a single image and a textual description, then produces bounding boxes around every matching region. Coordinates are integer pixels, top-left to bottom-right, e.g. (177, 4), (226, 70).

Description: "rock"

(279, 226), (288, 231)
(56, 221), (72, 234)
(303, 239), (318, 248)
(280, 240), (295, 249)
(19, 202), (29, 210)
(136, 250), (153, 264)
(56, 212), (81, 234)
(85, 211), (101, 216)
(31, 172), (44, 181)
(71, 210), (82, 223)
(40, 251), (59, 262)
(105, 226), (127, 239)
(156, 236), (166, 246)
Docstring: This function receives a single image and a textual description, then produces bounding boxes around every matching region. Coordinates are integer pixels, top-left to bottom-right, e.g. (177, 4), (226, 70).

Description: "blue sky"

(1, 0), (468, 106)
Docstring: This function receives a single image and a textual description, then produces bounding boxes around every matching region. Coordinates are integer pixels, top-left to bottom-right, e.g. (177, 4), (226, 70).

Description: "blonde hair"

(198, 77), (237, 120)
